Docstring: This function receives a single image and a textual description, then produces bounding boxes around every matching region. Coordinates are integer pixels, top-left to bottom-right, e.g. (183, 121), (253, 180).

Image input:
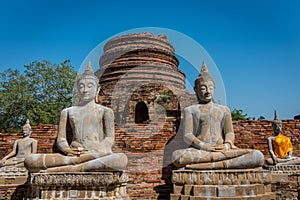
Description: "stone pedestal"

(170, 168), (276, 200)
(27, 171), (129, 200)
(267, 165), (300, 199)
(0, 167), (29, 199)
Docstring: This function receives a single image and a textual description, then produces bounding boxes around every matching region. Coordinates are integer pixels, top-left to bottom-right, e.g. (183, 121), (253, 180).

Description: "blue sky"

(0, 0), (299, 119)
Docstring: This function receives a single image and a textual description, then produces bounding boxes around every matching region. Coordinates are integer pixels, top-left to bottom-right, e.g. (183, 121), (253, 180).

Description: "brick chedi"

(96, 32), (196, 152)
(96, 32), (196, 199)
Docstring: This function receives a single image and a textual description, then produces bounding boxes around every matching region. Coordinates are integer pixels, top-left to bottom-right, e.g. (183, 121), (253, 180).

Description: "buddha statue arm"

(223, 107), (235, 148)
(56, 109), (77, 155)
(99, 108), (114, 154)
(183, 107), (213, 151)
(0, 140), (18, 166)
(31, 139), (38, 154)
(268, 137), (278, 163)
(212, 107), (236, 151)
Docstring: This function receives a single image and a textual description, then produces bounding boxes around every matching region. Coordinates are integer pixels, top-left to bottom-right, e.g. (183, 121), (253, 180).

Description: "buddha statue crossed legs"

(24, 62), (127, 173)
(172, 62), (264, 169)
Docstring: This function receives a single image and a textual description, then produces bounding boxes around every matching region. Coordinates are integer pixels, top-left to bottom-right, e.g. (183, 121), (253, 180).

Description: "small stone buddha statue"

(0, 119), (37, 168)
(266, 111), (300, 165)
(172, 62), (264, 169)
(24, 62), (128, 172)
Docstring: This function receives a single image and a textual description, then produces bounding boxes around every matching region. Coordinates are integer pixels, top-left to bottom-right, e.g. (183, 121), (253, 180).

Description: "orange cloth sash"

(273, 134), (293, 158)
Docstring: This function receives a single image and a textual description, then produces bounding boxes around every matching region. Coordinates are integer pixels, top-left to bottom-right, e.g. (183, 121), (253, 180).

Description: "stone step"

(171, 192), (276, 200)
(174, 184), (271, 197)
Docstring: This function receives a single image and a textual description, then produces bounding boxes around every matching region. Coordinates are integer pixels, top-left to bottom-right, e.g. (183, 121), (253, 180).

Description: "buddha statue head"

(194, 61), (215, 103)
(22, 119), (32, 137)
(76, 62), (100, 103)
(272, 111), (282, 135)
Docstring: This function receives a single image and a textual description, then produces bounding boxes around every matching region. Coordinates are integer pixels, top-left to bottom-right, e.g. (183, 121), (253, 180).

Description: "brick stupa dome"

(97, 32), (186, 96)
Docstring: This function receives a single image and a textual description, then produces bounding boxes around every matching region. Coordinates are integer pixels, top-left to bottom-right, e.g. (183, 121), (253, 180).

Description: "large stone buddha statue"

(24, 62), (127, 173)
(172, 62), (264, 169)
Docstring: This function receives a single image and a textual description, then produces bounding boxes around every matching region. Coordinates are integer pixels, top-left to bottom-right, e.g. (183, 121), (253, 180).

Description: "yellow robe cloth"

(273, 134), (293, 158)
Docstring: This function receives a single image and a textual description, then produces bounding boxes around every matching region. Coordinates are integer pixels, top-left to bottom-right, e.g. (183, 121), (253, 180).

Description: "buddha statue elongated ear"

(95, 84), (101, 103)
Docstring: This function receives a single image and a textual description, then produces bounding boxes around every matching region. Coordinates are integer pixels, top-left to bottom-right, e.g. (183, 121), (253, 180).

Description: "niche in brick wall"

(135, 101), (149, 124)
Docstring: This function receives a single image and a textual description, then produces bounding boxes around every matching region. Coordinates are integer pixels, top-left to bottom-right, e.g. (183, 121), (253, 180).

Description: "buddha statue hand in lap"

(172, 61), (264, 170)
(266, 111), (300, 165)
(24, 62), (127, 173)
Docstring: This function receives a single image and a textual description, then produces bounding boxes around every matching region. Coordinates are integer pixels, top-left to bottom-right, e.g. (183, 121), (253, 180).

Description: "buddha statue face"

(22, 127), (31, 137)
(77, 78), (98, 103)
(22, 120), (32, 137)
(272, 121), (282, 135)
(194, 80), (214, 103)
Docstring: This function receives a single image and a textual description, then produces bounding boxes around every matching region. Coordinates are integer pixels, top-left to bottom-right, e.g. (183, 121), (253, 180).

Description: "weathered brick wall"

(271, 174), (300, 199)
(234, 120), (300, 160)
(1, 120), (300, 199)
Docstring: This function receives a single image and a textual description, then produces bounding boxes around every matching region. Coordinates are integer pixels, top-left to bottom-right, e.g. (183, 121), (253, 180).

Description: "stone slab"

(193, 185), (217, 197)
(172, 168), (272, 185)
(28, 171), (129, 200)
(0, 176), (27, 185)
(267, 165), (300, 174)
(171, 169), (275, 200)
(184, 184), (193, 196)
(171, 193), (276, 200)
(30, 171), (128, 187)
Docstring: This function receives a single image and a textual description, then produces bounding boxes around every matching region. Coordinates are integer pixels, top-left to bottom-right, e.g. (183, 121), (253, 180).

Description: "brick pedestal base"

(28, 171), (129, 200)
(170, 168), (276, 200)
(267, 165), (300, 200)
(0, 167), (28, 200)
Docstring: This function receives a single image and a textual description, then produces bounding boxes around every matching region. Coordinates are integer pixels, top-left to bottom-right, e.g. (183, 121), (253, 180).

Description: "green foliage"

(258, 116), (265, 120)
(157, 90), (173, 103)
(231, 109), (248, 120)
(0, 59), (77, 131)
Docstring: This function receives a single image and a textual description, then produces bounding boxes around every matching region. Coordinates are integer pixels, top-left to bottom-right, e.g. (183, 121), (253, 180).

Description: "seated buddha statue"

(172, 62), (264, 169)
(0, 119), (37, 168)
(24, 62), (128, 173)
(266, 111), (300, 165)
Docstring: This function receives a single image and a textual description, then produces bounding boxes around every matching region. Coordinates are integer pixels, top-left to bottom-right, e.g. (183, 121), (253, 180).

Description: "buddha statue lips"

(24, 62), (127, 173)
(172, 61), (264, 170)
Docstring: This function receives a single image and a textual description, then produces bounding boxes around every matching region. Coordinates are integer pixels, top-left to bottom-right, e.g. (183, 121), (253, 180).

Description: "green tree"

(258, 116), (265, 120)
(231, 109), (248, 120)
(0, 59), (77, 131)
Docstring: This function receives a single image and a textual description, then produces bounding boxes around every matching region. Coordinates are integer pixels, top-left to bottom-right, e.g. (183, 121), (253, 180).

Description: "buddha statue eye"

(79, 84), (84, 89)
(200, 86), (206, 91)
(87, 83), (95, 88)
